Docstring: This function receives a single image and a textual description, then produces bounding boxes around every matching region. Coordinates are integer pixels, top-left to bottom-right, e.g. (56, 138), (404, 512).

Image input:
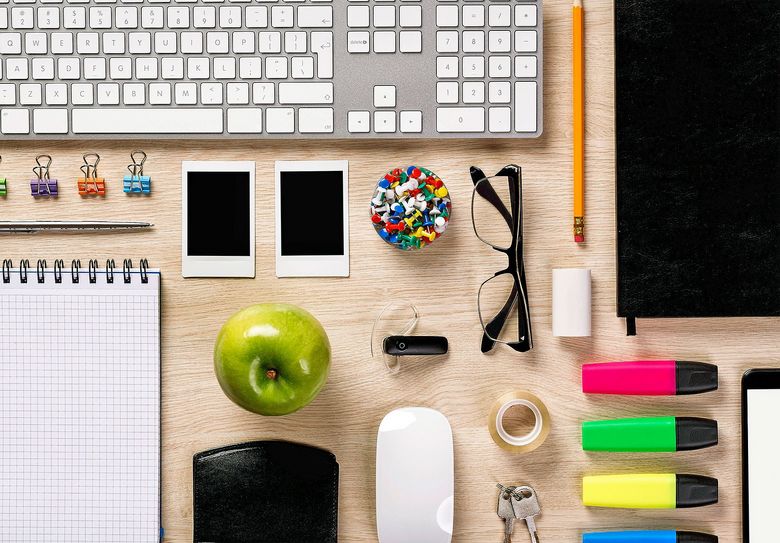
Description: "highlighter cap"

(678, 532), (718, 543)
(676, 474), (718, 507)
(676, 417), (718, 451)
(676, 362), (718, 394)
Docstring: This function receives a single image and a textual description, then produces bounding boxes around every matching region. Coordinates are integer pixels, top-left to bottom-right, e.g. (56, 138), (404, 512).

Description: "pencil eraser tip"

(574, 235), (585, 243)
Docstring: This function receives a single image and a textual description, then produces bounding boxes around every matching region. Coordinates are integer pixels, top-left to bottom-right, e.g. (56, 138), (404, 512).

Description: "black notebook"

(615, 0), (780, 329)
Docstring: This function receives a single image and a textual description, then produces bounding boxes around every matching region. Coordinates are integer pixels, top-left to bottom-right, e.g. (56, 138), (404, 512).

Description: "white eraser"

(552, 268), (592, 337)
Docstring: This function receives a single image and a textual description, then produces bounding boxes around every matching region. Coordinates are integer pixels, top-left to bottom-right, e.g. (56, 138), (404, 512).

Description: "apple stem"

(265, 369), (278, 380)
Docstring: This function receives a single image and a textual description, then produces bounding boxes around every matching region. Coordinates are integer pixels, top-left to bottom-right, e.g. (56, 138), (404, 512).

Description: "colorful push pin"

(0, 156), (7, 196)
(78, 153), (106, 196)
(124, 150), (151, 194)
(30, 154), (58, 197)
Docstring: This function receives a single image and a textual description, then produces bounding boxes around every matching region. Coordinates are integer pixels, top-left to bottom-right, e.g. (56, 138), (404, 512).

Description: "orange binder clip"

(78, 153), (106, 196)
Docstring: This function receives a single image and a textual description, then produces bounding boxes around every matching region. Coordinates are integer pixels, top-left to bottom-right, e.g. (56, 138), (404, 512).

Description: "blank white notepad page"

(0, 270), (160, 543)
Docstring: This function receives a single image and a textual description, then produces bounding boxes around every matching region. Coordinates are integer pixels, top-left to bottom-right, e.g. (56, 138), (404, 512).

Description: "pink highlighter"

(582, 360), (718, 395)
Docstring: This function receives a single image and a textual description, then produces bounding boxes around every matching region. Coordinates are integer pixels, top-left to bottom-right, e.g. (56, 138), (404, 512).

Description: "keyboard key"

(488, 30), (510, 52)
(96, 82), (119, 104)
(174, 82), (196, 104)
(0, 108), (29, 134)
(488, 81), (510, 104)
(515, 55), (537, 78)
(373, 85), (395, 108)
(462, 5), (483, 27)
(463, 81), (484, 104)
(298, 107), (332, 133)
(348, 110), (369, 133)
(373, 30), (395, 53)
(19, 83), (41, 105)
(0, 84), (17, 105)
(311, 31), (332, 77)
(348, 30), (369, 53)
(374, 110), (395, 133)
(72, 107), (222, 133)
(488, 4), (510, 27)
(462, 30), (484, 53)
(488, 56), (510, 78)
(399, 110), (422, 133)
(462, 56), (484, 78)
(399, 5), (420, 27)
(436, 107), (484, 133)
(297, 5), (331, 28)
(72, 82), (93, 104)
(514, 81), (536, 132)
(226, 81), (248, 104)
(515, 5), (536, 27)
(251, 81), (273, 104)
(265, 107), (294, 133)
(436, 81), (457, 104)
(436, 56), (458, 78)
(373, 5), (394, 27)
(278, 81), (332, 104)
(488, 106), (510, 133)
(399, 30), (421, 53)
(245, 6), (267, 28)
(436, 30), (458, 53)
(436, 5), (457, 27)
(347, 5), (368, 28)
(45, 82), (67, 104)
(149, 82), (171, 104)
(33, 107), (67, 133)
(514, 30), (536, 52)
(227, 107), (262, 133)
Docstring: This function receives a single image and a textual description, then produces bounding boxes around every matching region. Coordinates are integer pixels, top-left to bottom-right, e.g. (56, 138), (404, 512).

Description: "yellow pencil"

(573, 0), (585, 243)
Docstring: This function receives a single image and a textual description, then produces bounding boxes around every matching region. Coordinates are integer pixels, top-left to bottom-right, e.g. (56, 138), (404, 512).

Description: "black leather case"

(193, 441), (339, 543)
(615, 0), (780, 321)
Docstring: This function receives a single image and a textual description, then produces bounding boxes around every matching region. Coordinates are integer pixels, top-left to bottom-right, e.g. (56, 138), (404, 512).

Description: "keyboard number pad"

(435, 2), (540, 134)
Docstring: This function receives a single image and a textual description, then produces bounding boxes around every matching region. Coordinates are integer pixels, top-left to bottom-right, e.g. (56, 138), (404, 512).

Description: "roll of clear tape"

(488, 391), (551, 453)
(552, 268), (592, 337)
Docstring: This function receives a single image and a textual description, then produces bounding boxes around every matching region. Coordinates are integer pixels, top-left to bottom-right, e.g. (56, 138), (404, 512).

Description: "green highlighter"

(582, 416), (718, 452)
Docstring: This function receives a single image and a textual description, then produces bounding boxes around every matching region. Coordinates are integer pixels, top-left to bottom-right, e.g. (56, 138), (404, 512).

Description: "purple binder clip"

(30, 154), (58, 198)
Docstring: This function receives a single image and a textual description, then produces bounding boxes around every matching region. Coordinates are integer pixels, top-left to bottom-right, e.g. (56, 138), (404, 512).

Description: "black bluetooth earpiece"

(383, 336), (448, 357)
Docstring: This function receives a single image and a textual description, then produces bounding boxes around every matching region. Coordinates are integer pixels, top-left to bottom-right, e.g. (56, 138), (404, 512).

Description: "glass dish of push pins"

(370, 166), (452, 251)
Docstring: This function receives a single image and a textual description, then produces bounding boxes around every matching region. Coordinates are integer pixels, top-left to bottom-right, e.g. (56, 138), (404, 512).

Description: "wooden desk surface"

(1, 1), (778, 541)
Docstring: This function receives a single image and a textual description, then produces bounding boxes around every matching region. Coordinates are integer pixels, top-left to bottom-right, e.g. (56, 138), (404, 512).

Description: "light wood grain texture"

(1, 1), (778, 541)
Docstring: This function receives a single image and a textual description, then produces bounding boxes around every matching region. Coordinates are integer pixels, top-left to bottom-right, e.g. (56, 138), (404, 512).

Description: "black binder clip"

(124, 150), (151, 194)
(30, 155), (58, 197)
(0, 155), (7, 197)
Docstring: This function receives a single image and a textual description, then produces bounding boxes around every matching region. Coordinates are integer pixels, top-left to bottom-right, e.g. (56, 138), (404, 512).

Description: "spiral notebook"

(0, 259), (161, 543)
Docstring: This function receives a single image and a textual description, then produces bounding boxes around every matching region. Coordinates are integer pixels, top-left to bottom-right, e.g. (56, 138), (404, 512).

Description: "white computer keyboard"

(0, 0), (543, 138)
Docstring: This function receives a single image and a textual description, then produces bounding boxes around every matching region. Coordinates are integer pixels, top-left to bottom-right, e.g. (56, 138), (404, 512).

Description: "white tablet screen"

(747, 388), (780, 542)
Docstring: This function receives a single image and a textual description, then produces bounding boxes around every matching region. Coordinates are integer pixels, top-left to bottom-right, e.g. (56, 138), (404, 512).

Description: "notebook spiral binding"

(1, 258), (150, 285)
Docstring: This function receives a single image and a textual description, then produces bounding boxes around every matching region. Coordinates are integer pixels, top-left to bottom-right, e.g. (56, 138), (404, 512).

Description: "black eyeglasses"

(470, 165), (533, 353)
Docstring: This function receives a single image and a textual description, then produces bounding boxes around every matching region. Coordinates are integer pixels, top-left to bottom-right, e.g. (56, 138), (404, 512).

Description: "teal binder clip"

(124, 150), (151, 194)
(0, 156), (7, 196)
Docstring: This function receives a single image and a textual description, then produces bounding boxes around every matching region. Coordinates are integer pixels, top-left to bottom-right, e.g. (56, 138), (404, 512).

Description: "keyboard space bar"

(72, 108), (223, 134)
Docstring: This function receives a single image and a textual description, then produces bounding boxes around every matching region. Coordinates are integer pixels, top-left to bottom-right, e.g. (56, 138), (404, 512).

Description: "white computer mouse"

(376, 407), (454, 543)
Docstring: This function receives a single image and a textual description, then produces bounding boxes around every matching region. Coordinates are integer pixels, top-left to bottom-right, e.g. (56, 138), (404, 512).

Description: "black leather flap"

(193, 441), (339, 543)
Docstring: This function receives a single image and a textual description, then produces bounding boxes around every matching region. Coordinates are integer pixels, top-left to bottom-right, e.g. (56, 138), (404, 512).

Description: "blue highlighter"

(583, 531), (717, 543)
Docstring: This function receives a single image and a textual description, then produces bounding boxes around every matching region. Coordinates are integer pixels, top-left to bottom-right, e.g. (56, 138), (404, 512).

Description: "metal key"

(510, 486), (541, 543)
(496, 485), (518, 543)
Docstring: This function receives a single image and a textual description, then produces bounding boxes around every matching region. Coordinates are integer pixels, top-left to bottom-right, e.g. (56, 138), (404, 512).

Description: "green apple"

(214, 303), (331, 416)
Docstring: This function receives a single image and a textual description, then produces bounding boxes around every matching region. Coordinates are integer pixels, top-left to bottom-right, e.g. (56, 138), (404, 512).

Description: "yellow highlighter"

(583, 474), (718, 509)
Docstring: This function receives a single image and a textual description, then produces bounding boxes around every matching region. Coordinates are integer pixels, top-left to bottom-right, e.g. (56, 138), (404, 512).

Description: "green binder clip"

(0, 156), (7, 196)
